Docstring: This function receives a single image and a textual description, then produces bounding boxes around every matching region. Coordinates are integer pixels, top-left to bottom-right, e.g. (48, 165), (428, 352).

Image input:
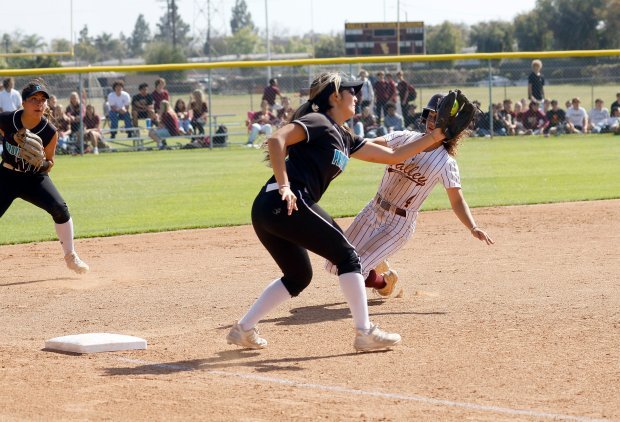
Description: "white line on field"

(113, 357), (613, 422)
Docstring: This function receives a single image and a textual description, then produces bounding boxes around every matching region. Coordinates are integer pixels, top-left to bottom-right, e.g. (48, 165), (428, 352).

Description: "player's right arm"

(266, 123), (306, 215)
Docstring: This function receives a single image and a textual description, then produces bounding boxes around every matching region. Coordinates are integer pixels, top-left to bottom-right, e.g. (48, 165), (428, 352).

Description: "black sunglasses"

(339, 86), (356, 95)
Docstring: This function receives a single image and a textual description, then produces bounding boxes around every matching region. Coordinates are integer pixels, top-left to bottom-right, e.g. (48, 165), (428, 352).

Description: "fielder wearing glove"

(13, 128), (50, 171)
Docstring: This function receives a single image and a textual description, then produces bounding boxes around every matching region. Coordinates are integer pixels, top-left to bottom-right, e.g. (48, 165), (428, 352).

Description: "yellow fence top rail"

(1, 49), (619, 76)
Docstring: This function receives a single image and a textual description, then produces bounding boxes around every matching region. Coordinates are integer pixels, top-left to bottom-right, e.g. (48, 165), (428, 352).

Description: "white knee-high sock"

(339, 272), (371, 331)
(239, 278), (291, 331)
(55, 218), (75, 256)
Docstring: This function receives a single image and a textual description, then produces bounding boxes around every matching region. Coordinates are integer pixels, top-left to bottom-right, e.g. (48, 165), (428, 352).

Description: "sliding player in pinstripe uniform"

(326, 93), (494, 297)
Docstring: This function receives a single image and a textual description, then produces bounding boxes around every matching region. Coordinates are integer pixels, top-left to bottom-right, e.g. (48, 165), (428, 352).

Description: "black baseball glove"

(435, 90), (477, 141)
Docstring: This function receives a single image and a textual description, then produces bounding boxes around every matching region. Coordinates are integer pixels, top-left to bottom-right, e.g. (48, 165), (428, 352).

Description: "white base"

(45, 333), (147, 353)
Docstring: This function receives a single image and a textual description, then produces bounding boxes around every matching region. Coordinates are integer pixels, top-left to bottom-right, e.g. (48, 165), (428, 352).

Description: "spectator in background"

(385, 73), (399, 105)
(528, 59), (545, 105)
(0, 77), (22, 112)
(520, 100), (547, 135)
(473, 103), (507, 137)
(131, 82), (157, 128)
(543, 99), (566, 136)
(499, 99), (517, 136)
(107, 80), (133, 139)
(83, 104), (105, 154)
(403, 103), (421, 131)
(47, 94), (58, 112)
(276, 96), (294, 127)
(602, 107), (620, 134)
(610, 92), (620, 111)
(382, 102), (404, 133)
(189, 89), (209, 135)
(174, 98), (192, 135)
(152, 78), (170, 114)
(588, 98), (610, 133)
(148, 100), (179, 150)
(565, 97), (589, 133)
(513, 102), (527, 135)
(395, 71), (416, 112)
(246, 99), (276, 148)
(373, 71), (394, 123)
(591, 106), (619, 134)
(65, 91), (82, 134)
(262, 78), (283, 110)
(352, 106), (385, 138)
(53, 104), (72, 152)
(358, 69), (374, 113)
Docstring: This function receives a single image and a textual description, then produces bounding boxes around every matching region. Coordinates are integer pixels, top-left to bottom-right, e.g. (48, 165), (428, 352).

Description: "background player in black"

(528, 59), (546, 104)
(226, 72), (447, 351)
(0, 79), (89, 274)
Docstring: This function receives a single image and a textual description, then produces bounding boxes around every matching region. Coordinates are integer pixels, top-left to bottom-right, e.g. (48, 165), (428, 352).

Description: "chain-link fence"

(2, 51), (619, 153)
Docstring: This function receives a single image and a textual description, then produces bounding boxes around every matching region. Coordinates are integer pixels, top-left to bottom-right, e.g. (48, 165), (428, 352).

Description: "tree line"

(1, 0), (618, 69)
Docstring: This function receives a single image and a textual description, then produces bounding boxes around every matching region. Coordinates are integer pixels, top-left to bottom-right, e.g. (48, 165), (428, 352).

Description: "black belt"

(375, 195), (407, 217)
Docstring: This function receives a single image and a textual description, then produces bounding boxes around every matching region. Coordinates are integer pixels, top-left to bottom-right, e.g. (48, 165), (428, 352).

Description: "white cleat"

(64, 252), (89, 274)
(354, 324), (401, 352)
(226, 322), (267, 349)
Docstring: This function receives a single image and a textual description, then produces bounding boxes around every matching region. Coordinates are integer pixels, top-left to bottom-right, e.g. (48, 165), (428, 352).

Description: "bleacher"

(68, 114), (249, 153)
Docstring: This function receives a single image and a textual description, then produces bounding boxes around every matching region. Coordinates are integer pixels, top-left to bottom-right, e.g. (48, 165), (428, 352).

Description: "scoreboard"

(344, 21), (425, 56)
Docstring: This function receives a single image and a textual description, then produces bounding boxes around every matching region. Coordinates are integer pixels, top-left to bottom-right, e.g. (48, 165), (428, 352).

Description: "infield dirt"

(1, 200), (618, 421)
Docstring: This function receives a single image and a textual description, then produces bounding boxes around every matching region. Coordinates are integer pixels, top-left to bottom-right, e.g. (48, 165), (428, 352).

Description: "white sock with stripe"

(339, 272), (371, 331)
(239, 278), (291, 331)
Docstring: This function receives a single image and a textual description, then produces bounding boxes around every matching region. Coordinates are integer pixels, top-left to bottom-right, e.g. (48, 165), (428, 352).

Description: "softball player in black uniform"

(0, 79), (89, 274)
(227, 72), (447, 351)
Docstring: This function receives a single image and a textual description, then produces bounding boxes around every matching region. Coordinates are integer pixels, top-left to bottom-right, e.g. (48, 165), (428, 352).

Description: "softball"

(451, 100), (459, 116)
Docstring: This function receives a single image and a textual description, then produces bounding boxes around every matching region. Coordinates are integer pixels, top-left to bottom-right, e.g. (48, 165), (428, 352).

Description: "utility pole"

(265, 0), (272, 82)
(171, 0), (177, 48)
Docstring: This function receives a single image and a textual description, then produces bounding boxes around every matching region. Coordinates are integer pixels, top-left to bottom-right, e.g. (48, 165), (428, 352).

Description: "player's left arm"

(446, 187), (494, 245)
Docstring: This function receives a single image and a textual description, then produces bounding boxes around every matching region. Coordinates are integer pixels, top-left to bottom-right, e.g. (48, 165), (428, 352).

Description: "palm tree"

(20, 34), (47, 52)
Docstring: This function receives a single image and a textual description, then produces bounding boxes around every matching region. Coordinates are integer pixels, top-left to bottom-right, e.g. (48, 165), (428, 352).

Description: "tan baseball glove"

(14, 128), (45, 169)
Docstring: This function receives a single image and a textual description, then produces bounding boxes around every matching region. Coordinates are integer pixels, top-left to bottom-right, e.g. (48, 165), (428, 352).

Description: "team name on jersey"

(388, 163), (428, 186)
(331, 149), (349, 171)
(4, 141), (19, 157)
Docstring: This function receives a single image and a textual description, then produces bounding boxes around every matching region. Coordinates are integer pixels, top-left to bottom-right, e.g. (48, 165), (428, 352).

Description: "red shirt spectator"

(83, 110), (100, 129)
(161, 111), (180, 136)
(262, 78), (282, 107)
(152, 77), (170, 113)
(521, 101), (547, 132)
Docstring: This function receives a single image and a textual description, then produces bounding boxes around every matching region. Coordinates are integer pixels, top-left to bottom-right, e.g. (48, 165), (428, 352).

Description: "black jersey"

(0, 110), (57, 173)
(528, 72), (545, 101)
(282, 112), (365, 202)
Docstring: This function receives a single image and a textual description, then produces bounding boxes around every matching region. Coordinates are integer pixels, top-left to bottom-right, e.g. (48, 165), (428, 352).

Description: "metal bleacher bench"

(99, 114), (242, 151)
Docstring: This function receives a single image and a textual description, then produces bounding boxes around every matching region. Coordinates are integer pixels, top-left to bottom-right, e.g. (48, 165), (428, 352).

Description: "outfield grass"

(1, 134), (619, 245)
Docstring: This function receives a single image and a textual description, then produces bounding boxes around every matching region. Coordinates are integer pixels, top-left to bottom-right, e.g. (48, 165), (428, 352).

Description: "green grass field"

(1, 134), (619, 245)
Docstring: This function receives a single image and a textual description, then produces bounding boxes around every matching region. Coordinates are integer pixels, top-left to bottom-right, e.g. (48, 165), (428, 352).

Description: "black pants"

(251, 184), (361, 297)
(0, 166), (70, 224)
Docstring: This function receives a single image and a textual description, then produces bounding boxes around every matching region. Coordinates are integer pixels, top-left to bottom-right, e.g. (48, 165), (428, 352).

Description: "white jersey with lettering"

(326, 130), (461, 277)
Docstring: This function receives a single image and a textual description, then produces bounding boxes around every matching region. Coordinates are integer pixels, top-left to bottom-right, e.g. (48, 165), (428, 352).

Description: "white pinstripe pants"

(325, 200), (417, 277)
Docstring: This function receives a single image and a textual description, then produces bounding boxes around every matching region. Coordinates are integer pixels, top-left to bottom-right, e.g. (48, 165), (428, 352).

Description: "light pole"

(265, 0), (271, 82)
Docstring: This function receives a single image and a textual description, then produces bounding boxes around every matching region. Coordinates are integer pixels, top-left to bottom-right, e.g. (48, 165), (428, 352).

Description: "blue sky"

(4, 0), (537, 44)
